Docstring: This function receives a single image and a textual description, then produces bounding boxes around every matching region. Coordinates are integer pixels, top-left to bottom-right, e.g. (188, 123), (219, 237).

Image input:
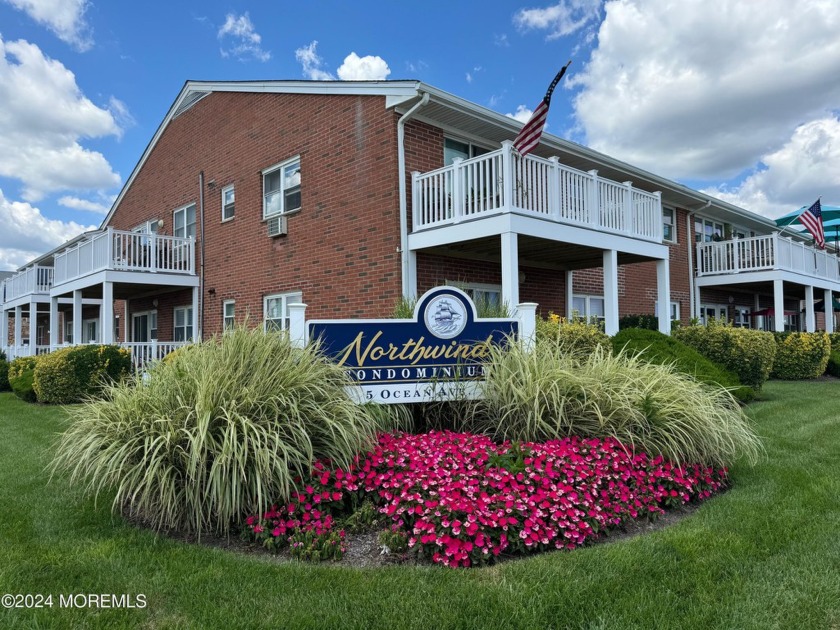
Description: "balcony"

(696, 234), (840, 285)
(2, 265), (53, 303)
(53, 228), (195, 289)
(411, 142), (662, 243)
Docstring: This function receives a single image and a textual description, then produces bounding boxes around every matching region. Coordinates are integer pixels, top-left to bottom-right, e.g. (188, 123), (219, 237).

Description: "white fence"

(412, 142), (662, 242)
(697, 234), (840, 282)
(1, 341), (186, 369)
(53, 228), (195, 287)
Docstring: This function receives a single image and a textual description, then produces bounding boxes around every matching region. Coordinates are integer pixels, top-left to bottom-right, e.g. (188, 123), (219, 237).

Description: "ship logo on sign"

(425, 296), (467, 339)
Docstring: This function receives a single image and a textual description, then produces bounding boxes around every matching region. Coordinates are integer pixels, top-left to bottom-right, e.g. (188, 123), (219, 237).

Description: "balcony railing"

(696, 234), (840, 282)
(411, 142), (663, 243)
(1, 341), (186, 367)
(2, 265), (53, 302)
(53, 228), (195, 287)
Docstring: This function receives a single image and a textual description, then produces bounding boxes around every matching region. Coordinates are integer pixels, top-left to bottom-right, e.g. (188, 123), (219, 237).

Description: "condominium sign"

(308, 287), (518, 403)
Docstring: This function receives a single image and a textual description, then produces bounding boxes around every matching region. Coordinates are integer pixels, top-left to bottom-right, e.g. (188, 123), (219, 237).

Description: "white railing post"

(451, 157), (463, 224)
(732, 235), (740, 273)
(106, 226), (114, 268)
(622, 181), (633, 235)
(549, 157), (561, 221)
(501, 140), (515, 210)
(288, 303), (307, 349)
(588, 170), (599, 228)
(150, 231), (157, 273)
(515, 302), (538, 352)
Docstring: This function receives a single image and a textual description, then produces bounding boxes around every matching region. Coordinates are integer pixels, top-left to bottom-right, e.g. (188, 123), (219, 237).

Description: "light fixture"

(207, 179), (216, 188)
(152, 299), (159, 308)
(728, 296), (735, 304)
(157, 219), (164, 229)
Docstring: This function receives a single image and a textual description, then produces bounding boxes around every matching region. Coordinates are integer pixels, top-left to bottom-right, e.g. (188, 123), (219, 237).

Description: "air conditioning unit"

(267, 215), (287, 237)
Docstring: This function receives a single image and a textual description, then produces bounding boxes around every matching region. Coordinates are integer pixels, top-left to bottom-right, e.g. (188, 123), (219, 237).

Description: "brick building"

(3, 80), (839, 363)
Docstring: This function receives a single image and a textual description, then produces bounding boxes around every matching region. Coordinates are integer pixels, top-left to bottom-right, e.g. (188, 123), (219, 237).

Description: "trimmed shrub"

(770, 332), (831, 380)
(826, 349), (840, 377)
(51, 327), (397, 536)
(0, 350), (10, 392)
(612, 329), (754, 403)
(619, 314), (659, 331)
(34, 345), (132, 404)
(673, 321), (776, 391)
(468, 340), (762, 467)
(535, 314), (611, 357)
(8, 356), (40, 402)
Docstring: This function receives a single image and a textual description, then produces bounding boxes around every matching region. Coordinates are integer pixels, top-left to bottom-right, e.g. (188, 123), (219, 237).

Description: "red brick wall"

(108, 92), (404, 338)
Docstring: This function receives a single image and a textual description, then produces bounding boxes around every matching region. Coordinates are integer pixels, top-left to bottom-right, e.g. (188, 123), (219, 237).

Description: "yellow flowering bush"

(535, 312), (611, 357)
(8, 355), (41, 402)
(770, 332), (831, 380)
(34, 345), (132, 404)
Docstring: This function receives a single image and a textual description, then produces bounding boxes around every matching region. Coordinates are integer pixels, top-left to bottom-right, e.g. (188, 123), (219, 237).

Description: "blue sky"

(1, 0), (839, 270)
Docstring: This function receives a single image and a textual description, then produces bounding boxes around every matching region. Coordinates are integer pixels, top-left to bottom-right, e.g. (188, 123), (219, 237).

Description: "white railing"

(53, 228), (195, 287)
(121, 341), (187, 371)
(696, 233), (840, 282)
(2, 265), (54, 302)
(412, 141), (663, 242)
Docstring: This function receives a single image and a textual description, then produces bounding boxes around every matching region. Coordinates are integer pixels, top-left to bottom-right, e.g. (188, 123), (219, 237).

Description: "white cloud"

(514, 0), (602, 39)
(58, 195), (110, 214)
(507, 105), (533, 123)
(0, 37), (122, 201)
(218, 12), (270, 62)
(466, 65), (483, 84)
(3, 0), (93, 51)
(336, 52), (390, 81)
(295, 41), (335, 80)
(703, 117), (840, 218)
(0, 188), (94, 270)
(572, 0), (840, 184)
(494, 33), (510, 47)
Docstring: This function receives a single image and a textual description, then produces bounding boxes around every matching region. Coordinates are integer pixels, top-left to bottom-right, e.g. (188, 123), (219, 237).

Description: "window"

(132, 220), (160, 234)
(114, 315), (120, 342)
(263, 158), (301, 218)
(695, 217), (723, 243)
(264, 292), (302, 331)
(699, 304), (727, 325)
(655, 301), (681, 322)
(174, 306), (194, 342)
(734, 307), (751, 328)
(174, 204), (197, 239)
(222, 184), (235, 221)
(64, 320), (73, 344)
(444, 137), (491, 165)
(572, 295), (605, 323)
(223, 300), (236, 331)
(663, 208), (676, 242)
(450, 282), (502, 310)
(82, 319), (98, 343)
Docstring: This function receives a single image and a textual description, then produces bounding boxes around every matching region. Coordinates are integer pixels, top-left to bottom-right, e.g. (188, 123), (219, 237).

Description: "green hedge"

(826, 349), (840, 377)
(535, 314), (611, 357)
(34, 345), (133, 404)
(770, 332), (831, 380)
(0, 350), (10, 392)
(612, 329), (754, 403)
(673, 321), (776, 391)
(8, 356), (40, 402)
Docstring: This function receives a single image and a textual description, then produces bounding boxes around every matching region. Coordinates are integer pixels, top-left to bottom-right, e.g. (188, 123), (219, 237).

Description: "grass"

(1, 383), (839, 629)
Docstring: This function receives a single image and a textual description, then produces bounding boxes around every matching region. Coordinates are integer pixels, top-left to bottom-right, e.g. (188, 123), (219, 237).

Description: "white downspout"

(397, 92), (430, 299)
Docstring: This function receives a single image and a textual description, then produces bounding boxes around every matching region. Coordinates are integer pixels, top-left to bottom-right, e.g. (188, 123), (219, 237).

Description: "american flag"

(512, 61), (572, 156)
(799, 199), (825, 249)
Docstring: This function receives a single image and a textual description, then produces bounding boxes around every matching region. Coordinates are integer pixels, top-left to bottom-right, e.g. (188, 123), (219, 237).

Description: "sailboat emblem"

(425, 293), (468, 339)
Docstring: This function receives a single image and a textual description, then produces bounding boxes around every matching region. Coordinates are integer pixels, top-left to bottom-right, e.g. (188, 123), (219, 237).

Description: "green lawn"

(0, 383), (838, 630)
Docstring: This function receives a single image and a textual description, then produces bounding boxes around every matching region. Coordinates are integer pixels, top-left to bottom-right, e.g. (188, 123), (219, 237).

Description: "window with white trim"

(264, 292), (302, 332)
(734, 307), (751, 328)
(132, 219), (160, 234)
(572, 295), (605, 323)
(450, 282), (502, 309)
(222, 184), (235, 221)
(654, 301), (681, 322)
(263, 157), (301, 218)
(82, 319), (98, 343)
(174, 306), (193, 342)
(174, 204), (197, 239)
(663, 208), (676, 243)
(223, 300), (236, 331)
(444, 137), (491, 165)
(64, 320), (73, 344)
(695, 217), (723, 243)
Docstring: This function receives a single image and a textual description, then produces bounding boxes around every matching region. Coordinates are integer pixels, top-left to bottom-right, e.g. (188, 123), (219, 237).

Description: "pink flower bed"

(245, 431), (726, 567)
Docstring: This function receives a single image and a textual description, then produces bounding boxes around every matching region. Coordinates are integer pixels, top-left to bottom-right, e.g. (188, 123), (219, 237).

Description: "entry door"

(699, 305), (728, 325)
(133, 314), (149, 343)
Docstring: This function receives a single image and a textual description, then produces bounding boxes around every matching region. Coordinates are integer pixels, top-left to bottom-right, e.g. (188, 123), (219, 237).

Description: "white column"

(694, 284), (702, 320)
(565, 270), (574, 320)
(406, 251), (418, 300)
(72, 290), (83, 345)
(101, 282), (114, 344)
(288, 303), (308, 349)
(773, 279), (785, 332)
(1, 308), (8, 352)
(656, 258), (671, 335)
(824, 289), (834, 334)
(603, 249), (619, 336)
(14, 305), (22, 354)
(501, 232), (520, 309)
(516, 302), (538, 352)
(753, 293), (762, 331)
(49, 297), (59, 348)
(28, 300), (36, 355)
(192, 286), (200, 341)
(804, 286), (815, 333)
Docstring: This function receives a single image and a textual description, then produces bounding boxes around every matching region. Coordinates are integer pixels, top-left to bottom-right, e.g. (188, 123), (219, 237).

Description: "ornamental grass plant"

(50, 326), (398, 536)
(468, 339), (762, 467)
